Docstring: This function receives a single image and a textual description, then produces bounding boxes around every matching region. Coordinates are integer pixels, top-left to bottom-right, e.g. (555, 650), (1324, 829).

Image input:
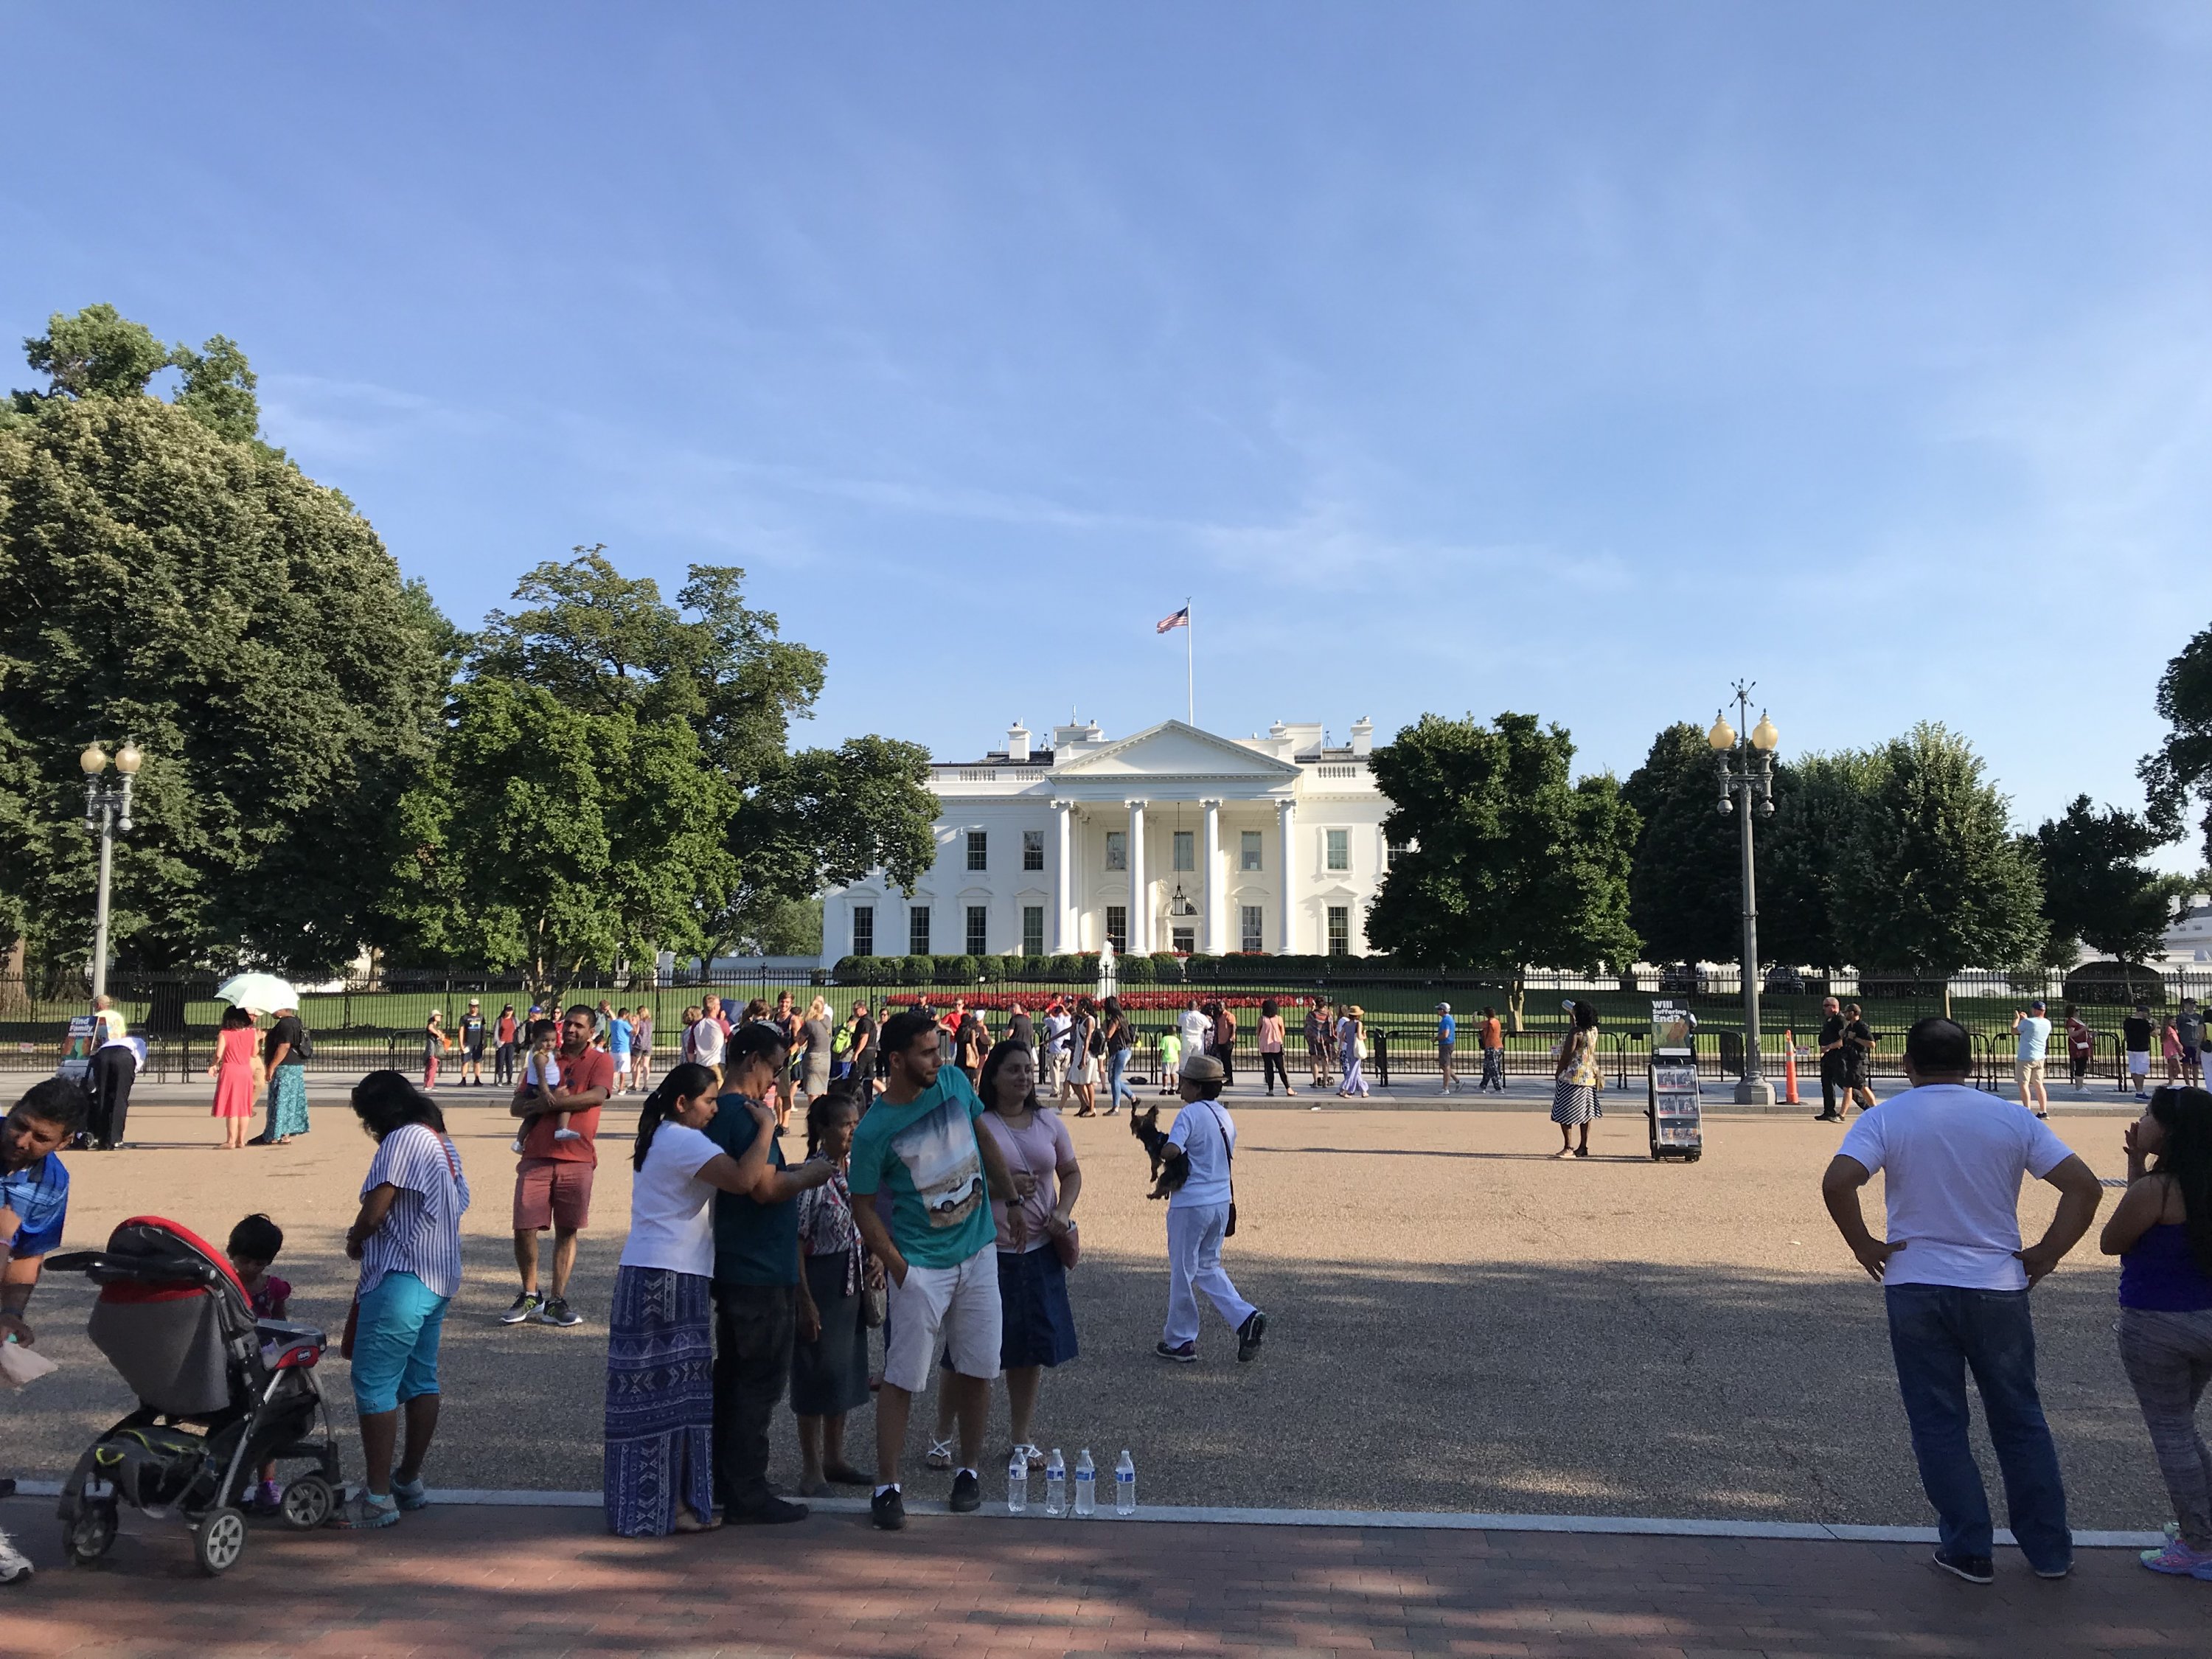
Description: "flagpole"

(1186, 597), (1194, 726)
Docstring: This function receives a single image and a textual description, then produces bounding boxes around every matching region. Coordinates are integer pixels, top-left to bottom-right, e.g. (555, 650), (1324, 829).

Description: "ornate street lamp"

(80, 739), (142, 1004)
(1708, 686), (1777, 1105)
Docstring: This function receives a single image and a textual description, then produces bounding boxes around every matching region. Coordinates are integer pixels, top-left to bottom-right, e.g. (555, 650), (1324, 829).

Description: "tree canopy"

(2031, 796), (2180, 968)
(1366, 712), (1639, 1019)
(2142, 624), (2212, 862)
(1757, 749), (1882, 971)
(1621, 722), (1738, 965)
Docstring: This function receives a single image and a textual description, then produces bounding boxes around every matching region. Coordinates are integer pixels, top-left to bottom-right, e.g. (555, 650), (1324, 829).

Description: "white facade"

(820, 717), (1394, 967)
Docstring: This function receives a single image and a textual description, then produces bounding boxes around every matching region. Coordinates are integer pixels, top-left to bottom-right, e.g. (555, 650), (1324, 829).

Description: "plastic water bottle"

(1115, 1450), (1136, 1515)
(1043, 1448), (1066, 1517)
(1073, 1449), (1096, 1516)
(1006, 1448), (1029, 1514)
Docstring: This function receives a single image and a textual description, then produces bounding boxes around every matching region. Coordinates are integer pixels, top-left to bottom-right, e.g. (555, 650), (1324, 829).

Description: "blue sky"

(6, 4), (2209, 849)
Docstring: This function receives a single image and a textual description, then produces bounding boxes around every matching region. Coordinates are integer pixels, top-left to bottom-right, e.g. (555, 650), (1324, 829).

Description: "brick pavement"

(4, 1498), (2206, 1658)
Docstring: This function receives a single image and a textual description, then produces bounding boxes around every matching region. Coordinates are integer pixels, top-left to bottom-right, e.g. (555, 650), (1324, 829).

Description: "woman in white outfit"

(1153, 1054), (1267, 1365)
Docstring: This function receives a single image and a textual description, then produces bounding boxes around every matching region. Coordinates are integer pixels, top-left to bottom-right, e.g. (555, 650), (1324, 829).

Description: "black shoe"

(1237, 1310), (1267, 1363)
(537, 1296), (584, 1327)
(1155, 1339), (1197, 1363)
(948, 1470), (981, 1513)
(1815, 1112), (1843, 1123)
(871, 1486), (906, 1530)
(728, 1496), (807, 1524)
(1930, 1548), (1994, 1585)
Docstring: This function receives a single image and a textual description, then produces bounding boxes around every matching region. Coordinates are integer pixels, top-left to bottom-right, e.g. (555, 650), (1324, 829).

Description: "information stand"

(1646, 1000), (1703, 1162)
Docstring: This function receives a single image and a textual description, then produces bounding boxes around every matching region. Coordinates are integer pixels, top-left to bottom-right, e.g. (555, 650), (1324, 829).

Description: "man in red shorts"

(502, 1004), (611, 1329)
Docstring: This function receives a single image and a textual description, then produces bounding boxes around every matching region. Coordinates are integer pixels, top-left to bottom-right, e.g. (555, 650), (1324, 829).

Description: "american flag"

(1155, 605), (1189, 634)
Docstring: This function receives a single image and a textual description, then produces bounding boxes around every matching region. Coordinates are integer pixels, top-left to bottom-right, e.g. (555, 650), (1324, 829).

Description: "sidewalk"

(4, 1495), (2203, 1658)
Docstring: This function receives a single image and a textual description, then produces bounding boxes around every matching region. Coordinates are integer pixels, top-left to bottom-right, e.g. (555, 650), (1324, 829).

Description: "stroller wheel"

(192, 1506), (247, 1576)
(279, 1475), (335, 1531)
(63, 1503), (117, 1565)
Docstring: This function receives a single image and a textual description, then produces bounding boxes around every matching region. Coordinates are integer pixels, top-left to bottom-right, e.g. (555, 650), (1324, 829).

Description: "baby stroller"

(45, 1215), (343, 1575)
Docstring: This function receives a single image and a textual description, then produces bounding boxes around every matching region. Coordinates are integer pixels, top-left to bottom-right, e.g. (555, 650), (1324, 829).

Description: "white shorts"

(2129, 1051), (2151, 1077)
(883, 1245), (1001, 1391)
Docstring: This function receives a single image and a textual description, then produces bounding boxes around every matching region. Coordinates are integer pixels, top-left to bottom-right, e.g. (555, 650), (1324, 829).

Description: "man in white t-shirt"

(1154, 1054), (1266, 1366)
(1178, 1000), (1209, 1062)
(1820, 1016), (2102, 1586)
(1042, 1004), (1072, 1097)
(687, 1009), (726, 1075)
(2012, 999), (2053, 1119)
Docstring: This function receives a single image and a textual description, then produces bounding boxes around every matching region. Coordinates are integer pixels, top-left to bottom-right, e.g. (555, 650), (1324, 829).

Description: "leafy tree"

(2031, 796), (2180, 967)
(1621, 722), (1738, 965)
(168, 335), (260, 443)
(2142, 625), (2212, 860)
(0, 311), (448, 974)
(1367, 712), (1640, 1029)
(1759, 750), (1881, 972)
(1832, 723), (2045, 983)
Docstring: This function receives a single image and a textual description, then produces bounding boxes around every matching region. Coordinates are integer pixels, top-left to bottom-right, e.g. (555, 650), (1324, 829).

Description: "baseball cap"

(2029, 999), (2046, 1011)
(1436, 1001), (1451, 1013)
(1179, 1053), (1225, 1083)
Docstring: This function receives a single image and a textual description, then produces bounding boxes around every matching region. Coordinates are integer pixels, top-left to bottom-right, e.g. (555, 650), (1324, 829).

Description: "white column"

(1127, 799), (1147, 954)
(1051, 801), (1073, 953)
(1201, 799), (1222, 954)
(1276, 797), (1297, 955)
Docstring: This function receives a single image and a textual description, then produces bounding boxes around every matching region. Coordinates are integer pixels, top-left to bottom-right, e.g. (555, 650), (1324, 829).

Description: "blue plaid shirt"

(0, 1151), (70, 1258)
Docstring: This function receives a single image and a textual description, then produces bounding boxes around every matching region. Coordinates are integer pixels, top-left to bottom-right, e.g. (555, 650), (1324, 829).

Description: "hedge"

(828, 950), (1391, 987)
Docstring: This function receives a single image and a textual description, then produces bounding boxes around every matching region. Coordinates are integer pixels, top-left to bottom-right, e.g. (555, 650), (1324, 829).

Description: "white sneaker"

(554, 1127), (581, 1141)
(509, 1137), (524, 1153)
(0, 1530), (32, 1583)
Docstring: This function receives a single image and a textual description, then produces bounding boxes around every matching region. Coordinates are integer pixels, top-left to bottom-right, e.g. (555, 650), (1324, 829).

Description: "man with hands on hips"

(1, 1079), (91, 1583)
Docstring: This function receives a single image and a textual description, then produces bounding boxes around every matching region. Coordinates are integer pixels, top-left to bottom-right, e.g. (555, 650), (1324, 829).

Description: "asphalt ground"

(1, 1082), (2171, 1532)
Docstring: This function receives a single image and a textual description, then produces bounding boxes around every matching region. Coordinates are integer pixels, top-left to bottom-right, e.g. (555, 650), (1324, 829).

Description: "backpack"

(1088, 1023), (1106, 1057)
(293, 1023), (314, 1060)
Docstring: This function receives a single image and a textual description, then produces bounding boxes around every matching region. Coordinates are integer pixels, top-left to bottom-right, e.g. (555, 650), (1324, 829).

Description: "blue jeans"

(1884, 1284), (2070, 1570)
(1108, 1046), (1133, 1113)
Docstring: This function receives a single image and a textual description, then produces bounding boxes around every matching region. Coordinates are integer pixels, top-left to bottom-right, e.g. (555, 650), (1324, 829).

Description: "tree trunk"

(1507, 973), (1526, 1035)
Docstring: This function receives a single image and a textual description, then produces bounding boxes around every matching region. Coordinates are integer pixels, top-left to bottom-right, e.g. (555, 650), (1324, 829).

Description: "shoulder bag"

(1202, 1102), (1238, 1238)
(998, 1114), (1079, 1268)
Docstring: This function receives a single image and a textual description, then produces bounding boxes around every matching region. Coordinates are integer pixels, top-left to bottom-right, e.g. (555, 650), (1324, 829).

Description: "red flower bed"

(879, 990), (1310, 1014)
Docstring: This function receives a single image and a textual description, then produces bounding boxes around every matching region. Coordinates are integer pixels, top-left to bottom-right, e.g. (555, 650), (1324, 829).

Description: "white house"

(818, 717), (1396, 968)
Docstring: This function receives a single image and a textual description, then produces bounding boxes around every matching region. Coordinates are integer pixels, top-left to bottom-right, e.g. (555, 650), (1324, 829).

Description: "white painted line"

(3, 1481), (2163, 1548)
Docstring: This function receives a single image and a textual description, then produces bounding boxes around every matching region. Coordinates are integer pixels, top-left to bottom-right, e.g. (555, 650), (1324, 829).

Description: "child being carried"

(512, 1018), (582, 1153)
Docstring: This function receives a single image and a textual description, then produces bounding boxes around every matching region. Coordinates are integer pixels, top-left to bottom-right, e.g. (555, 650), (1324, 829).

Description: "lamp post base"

(1733, 1076), (1776, 1106)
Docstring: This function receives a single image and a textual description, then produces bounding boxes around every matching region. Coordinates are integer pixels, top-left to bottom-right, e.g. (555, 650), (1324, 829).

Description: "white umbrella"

(215, 972), (301, 1015)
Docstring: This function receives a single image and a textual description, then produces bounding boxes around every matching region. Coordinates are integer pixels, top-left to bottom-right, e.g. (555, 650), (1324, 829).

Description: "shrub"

(936, 954), (980, 986)
(832, 955), (880, 986)
(1119, 953), (1156, 984)
(1150, 952), (1186, 984)
(900, 954), (933, 986)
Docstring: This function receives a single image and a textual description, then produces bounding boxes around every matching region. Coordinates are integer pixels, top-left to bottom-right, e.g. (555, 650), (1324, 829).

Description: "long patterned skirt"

(268, 1065), (310, 1138)
(602, 1265), (716, 1536)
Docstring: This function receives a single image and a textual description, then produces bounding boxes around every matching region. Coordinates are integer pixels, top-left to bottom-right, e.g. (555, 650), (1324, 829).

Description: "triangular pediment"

(1049, 720), (1302, 781)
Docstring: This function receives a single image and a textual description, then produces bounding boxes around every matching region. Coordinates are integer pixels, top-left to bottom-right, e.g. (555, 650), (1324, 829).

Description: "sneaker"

(499, 1291), (542, 1325)
(948, 1470), (981, 1513)
(0, 1534), (31, 1584)
(554, 1127), (581, 1141)
(2033, 1559), (2073, 1579)
(728, 1496), (807, 1524)
(538, 1296), (583, 1327)
(1237, 1310), (1267, 1363)
(329, 1489), (401, 1530)
(2140, 1538), (2212, 1578)
(391, 1475), (430, 1512)
(1155, 1339), (1197, 1363)
(1930, 1548), (1994, 1585)
(871, 1486), (906, 1530)
(509, 1137), (525, 1153)
(250, 1478), (283, 1513)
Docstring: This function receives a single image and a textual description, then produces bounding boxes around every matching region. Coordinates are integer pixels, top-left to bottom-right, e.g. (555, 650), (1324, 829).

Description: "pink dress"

(211, 1026), (258, 1118)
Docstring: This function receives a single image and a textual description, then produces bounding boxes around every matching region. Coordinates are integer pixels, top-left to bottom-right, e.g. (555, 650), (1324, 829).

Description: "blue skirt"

(998, 1245), (1078, 1369)
(268, 1065), (310, 1138)
(602, 1265), (715, 1536)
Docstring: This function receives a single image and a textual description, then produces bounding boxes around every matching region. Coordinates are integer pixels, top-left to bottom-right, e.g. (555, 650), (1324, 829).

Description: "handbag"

(863, 1281), (887, 1329)
(1203, 1102), (1238, 1238)
(998, 1113), (1079, 1269)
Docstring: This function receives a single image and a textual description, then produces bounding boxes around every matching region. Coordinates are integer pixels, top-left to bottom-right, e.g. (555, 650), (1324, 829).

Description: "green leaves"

(2031, 796), (2180, 968)
(1366, 712), (1640, 975)
(2142, 624), (2212, 861)
(1621, 723), (1738, 965)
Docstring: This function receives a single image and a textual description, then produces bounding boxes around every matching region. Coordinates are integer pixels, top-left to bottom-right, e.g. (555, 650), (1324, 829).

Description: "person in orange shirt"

(501, 1004), (613, 1329)
(1478, 1007), (1506, 1093)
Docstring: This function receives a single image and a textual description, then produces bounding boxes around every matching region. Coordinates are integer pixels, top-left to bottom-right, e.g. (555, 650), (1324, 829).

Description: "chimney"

(1350, 717), (1374, 758)
(1007, 720), (1031, 764)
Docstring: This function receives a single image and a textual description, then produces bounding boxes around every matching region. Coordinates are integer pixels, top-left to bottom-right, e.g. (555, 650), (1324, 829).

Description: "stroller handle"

(44, 1251), (225, 1288)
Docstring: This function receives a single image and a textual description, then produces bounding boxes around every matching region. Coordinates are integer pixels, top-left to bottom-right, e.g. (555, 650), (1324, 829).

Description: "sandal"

(672, 1509), (723, 1533)
(925, 1437), (954, 1471)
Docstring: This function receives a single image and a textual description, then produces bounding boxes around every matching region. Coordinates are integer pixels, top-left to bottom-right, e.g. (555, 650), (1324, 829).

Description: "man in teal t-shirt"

(849, 1009), (1022, 1531)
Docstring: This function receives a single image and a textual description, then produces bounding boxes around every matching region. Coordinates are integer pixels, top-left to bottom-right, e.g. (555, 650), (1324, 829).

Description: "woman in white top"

(602, 1062), (779, 1537)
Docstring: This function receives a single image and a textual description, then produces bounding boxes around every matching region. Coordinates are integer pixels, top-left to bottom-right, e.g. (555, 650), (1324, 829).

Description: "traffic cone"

(1782, 1029), (1800, 1105)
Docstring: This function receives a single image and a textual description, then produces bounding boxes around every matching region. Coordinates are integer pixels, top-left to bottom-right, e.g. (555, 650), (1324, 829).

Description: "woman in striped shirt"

(335, 1071), (472, 1530)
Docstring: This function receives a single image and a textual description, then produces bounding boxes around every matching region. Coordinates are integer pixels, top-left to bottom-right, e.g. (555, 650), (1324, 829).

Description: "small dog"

(1130, 1106), (1189, 1202)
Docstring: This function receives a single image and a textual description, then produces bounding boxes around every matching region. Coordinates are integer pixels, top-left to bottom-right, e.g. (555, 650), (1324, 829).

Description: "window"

(966, 905), (989, 956)
(1022, 905), (1044, 956)
(1327, 905), (1350, 956)
(1023, 829), (1044, 872)
(1386, 841), (1411, 870)
(1240, 905), (1264, 953)
(1172, 830), (1194, 872)
(1240, 830), (1263, 872)
(909, 906), (931, 956)
(1105, 905), (1127, 953)
(851, 905), (874, 958)
(1105, 831), (1127, 872)
(1325, 829), (1350, 872)
(966, 830), (988, 872)
(1171, 925), (1195, 953)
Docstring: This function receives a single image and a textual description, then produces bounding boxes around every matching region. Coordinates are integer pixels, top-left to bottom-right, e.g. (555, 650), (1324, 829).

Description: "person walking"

(335, 1071), (470, 1529)
(1154, 1054), (1265, 1365)
(848, 1009), (1024, 1531)
(1042, 1000), (1071, 1099)
(791, 1085), (876, 1498)
(1337, 1005), (1370, 1097)
(603, 1062), (787, 1536)
(2065, 1004), (2095, 1092)
(1208, 1001), (1238, 1088)
(2166, 1015), (2186, 1088)
(2129, 1002), (2156, 1100)
(2098, 1085), (2212, 1577)
(421, 1010), (451, 1091)
(1479, 1007), (1506, 1093)
(2181, 1000), (2205, 1088)
(1100, 996), (1133, 1118)
(0, 1078), (87, 1582)
(1256, 999), (1293, 1097)
(844, 1001), (877, 1107)
(1820, 1016), (2103, 1585)
(260, 1002), (310, 1144)
(493, 1004), (519, 1088)
(1842, 1004), (1879, 1113)
(608, 1008), (634, 1096)
(208, 1006), (262, 1150)
(1304, 1000), (1330, 1088)
(630, 1005), (655, 1092)
(796, 996), (834, 1112)
(1065, 997), (1099, 1117)
(1815, 995), (1848, 1123)
(1436, 1003), (1458, 1094)
(502, 1005), (612, 1329)
(1551, 1001), (1601, 1158)
(1178, 998), (1210, 1074)
(2014, 1000), (2053, 1119)
(458, 1000), (487, 1088)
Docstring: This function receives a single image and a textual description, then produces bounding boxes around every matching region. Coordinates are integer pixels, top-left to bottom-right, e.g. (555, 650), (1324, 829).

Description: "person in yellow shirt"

(1156, 1029), (1182, 1096)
